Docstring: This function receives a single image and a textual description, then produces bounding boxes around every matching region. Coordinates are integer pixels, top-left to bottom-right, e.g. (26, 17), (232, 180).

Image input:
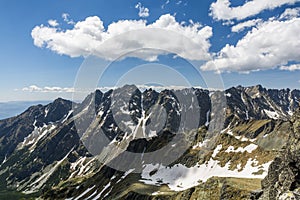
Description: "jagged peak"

(45, 97), (73, 111)
(51, 97), (73, 105)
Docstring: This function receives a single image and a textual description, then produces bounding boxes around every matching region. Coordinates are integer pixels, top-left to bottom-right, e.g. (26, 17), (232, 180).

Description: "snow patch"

(1, 154), (7, 165)
(192, 139), (209, 149)
(62, 110), (73, 123)
(44, 108), (49, 117)
(212, 145), (222, 157)
(122, 168), (135, 179)
(264, 109), (279, 119)
(241, 93), (247, 104)
(205, 110), (210, 126)
(225, 130), (255, 142)
(245, 110), (249, 120)
(96, 181), (111, 199)
(140, 158), (271, 191)
(73, 185), (95, 200)
(225, 144), (258, 153)
(226, 130), (233, 135)
(23, 147), (74, 194)
(69, 157), (96, 178)
(19, 121), (56, 151)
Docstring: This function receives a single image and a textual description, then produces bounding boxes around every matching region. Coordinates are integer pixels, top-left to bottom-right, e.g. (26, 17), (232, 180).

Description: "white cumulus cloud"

(231, 19), (262, 32)
(31, 14), (212, 61)
(135, 2), (150, 18)
(280, 63), (300, 71)
(279, 7), (300, 19)
(201, 17), (300, 73)
(48, 19), (59, 27)
(22, 85), (74, 93)
(210, 0), (300, 21)
(62, 13), (75, 25)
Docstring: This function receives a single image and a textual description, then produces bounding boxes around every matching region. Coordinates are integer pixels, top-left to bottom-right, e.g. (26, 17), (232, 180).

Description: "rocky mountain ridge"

(0, 85), (299, 199)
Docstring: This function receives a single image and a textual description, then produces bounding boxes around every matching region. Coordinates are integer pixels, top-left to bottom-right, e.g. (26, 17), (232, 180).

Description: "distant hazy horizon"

(0, 101), (51, 120)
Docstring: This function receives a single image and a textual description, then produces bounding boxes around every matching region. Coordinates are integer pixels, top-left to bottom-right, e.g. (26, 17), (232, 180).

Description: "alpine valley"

(0, 85), (300, 200)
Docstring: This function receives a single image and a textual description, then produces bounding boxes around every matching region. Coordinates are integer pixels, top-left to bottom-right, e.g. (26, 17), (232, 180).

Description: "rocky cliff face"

(0, 85), (299, 199)
(256, 108), (300, 200)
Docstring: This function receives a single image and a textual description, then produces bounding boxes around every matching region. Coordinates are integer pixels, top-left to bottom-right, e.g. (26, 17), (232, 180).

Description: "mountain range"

(0, 85), (299, 199)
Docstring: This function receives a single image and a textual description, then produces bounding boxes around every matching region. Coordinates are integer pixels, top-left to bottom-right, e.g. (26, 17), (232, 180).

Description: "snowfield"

(140, 158), (271, 191)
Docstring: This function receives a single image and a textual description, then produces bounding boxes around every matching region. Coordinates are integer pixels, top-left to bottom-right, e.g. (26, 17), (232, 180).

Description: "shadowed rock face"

(256, 108), (300, 200)
(0, 98), (73, 162)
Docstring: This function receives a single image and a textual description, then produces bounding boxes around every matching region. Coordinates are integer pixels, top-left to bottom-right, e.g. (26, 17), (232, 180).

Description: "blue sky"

(0, 0), (300, 101)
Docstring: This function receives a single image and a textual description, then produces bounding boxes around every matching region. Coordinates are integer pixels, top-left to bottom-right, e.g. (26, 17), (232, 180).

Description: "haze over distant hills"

(0, 101), (50, 120)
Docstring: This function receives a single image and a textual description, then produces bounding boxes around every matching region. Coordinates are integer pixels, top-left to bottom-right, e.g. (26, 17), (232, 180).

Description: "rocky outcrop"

(257, 108), (300, 200)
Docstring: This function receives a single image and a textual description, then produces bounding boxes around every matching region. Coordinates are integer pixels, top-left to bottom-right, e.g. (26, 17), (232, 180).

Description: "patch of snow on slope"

(73, 185), (96, 200)
(140, 158), (271, 191)
(116, 168), (135, 184)
(241, 93), (248, 104)
(19, 121), (56, 151)
(69, 157), (96, 178)
(225, 130), (256, 142)
(94, 181), (111, 199)
(244, 144), (258, 153)
(44, 107), (49, 117)
(1, 154), (7, 166)
(245, 110), (249, 120)
(225, 144), (258, 153)
(103, 187), (113, 198)
(148, 130), (157, 137)
(62, 110), (73, 123)
(212, 145), (222, 157)
(225, 146), (235, 153)
(205, 110), (210, 126)
(264, 109), (279, 119)
(87, 190), (97, 200)
(23, 147), (74, 194)
(226, 130), (233, 135)
(192, 139), (209, 149)
(122, 168), (135, 179)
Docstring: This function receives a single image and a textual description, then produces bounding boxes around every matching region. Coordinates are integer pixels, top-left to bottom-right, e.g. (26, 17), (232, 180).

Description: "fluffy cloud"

(231, 19), (262, 32)
(280, 64), (300, 71)
(201, 17), (300, 72)
(210, 0), (299, 21)
(62, 13), (75, 25)
(31, 14), (212, 61)
(135, 2), (149, 18)
(279, 7), (300, 19)
(48, 19), (59, 27)
(22, 85), (74, 93)
(20, 85), (210, 94)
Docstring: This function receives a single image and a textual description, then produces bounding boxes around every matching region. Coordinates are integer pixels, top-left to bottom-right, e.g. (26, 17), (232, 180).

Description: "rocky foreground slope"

(0, 85), (299, 199)
(254, 108), (300, 200)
